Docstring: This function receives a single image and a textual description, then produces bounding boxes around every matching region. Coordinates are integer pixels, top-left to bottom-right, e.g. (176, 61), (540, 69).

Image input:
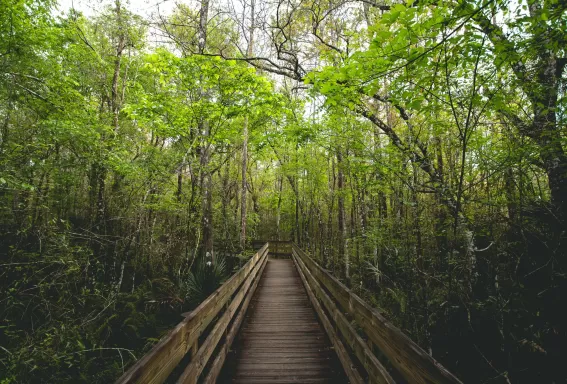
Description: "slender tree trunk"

(0, 93), (12, 157)
(276, 175), (282, 240)
(240, 0), (255, 250)
(337, 147), (348, 279)
(240, 118), (249, 249)
(327, 156), (336, 269)
(197, 0), (209, 54)
(197, 0), (214, 261)
(349, 175), (357, 267)
(504, 166), (517, 220)
(111, 0), (125, 135)
(109, 0), (127, 284)
(434, 137), (448, 270)
(177, 171), (183, 202)
(222, 159), (230, 243)
(200, 142), (213, 260)
(533, 106), (567, 225)
(295, 183), (300, 243)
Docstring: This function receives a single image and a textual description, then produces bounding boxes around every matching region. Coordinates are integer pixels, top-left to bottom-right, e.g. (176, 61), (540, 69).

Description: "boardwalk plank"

(220, 258), (346, 383)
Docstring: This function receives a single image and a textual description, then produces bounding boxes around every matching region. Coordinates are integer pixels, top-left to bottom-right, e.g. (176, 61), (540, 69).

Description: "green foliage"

(181, 254), (228, 307)
(1, 0), (566, 382)
(0, 0), (277, 381)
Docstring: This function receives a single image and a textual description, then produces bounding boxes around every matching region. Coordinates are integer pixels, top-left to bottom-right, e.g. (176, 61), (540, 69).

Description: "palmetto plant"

(182, 253), (227, 307)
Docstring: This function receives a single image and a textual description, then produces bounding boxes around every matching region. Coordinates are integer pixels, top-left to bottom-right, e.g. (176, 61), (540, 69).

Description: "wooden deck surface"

(220, 258), (347, 383)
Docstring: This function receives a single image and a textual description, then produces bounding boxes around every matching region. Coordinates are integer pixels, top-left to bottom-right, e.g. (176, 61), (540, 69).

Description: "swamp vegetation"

(0, 0), (566, 382)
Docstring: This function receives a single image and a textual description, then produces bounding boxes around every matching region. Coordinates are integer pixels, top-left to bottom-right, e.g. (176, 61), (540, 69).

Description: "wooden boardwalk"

(116, 242), (462, 384)
(220, 258), (346, 383)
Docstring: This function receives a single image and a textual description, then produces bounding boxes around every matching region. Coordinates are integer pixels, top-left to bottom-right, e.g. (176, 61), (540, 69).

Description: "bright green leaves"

(126, 49), (278, 153)
(307, 0), (461, 115)
(381, 4), (405, 25)
(307, 69), (357, 109)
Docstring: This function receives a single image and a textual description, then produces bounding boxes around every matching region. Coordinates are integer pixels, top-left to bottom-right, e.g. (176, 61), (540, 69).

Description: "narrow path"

(221, 258), (346, 383)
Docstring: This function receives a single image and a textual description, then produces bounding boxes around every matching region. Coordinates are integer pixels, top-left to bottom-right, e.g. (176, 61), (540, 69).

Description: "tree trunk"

(197, 0), (214, 261)
(200, 139), (213, 260)
(111, 0), (125, 134)
(533, 106), (567, 226)
(474, 8), (567, 226)
(337, 147), (348, 279)
(240, 118), (248, 250)
(327, 156), (336, 269)
(240, 0), (255, 250)
(276, 175), (282, 240)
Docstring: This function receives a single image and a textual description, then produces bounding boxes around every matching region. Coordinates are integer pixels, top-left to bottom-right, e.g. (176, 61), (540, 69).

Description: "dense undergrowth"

(1, 226), (231, 383)
(324, 206), (566, 383)
(2, 0), (567, 382)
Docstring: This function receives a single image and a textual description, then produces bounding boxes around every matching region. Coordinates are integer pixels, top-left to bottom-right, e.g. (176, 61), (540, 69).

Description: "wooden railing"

(117, 241), (462, 384)
(251, 239), (291, 257)
(292, 243), (463, 384)
(116, 243), (269, 384)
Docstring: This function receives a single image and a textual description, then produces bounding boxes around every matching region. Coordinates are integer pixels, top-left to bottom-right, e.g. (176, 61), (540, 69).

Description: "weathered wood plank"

(177, 250), (268, 384)
(221, 258), (346, 383)
(293, 244), (463, 384)
(294, 252), (395, 384)
(202, 252), (268, 384)
(292, 255), (364, 384)
(232, 378), (334, 384)
(116, 244), (268, 384)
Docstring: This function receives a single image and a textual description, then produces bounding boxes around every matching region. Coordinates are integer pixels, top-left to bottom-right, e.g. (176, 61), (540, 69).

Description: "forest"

(0, 0), (566, 382)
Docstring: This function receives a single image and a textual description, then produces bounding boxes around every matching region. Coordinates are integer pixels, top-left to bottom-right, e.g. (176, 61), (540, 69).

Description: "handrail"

(252, 239), (292, 257)
(293, 251), (365, 384)
(292, 243), (463, 384)
(117, 240), (462, 384)
(293, 250), (394, 384)
(116, 243), (269, 384)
